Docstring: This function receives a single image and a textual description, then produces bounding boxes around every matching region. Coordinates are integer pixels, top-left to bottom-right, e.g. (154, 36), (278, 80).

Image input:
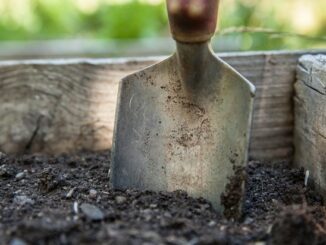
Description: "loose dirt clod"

(221, 165), (246, 220)
(270, 204), (326, 245)
(0, 151), (326, 244)
(38, 168), (65, 193)
(270, 206), (318, 245)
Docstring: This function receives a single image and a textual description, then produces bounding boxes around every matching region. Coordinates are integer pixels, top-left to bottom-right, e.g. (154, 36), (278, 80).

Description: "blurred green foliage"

(0, 0), (168, 39)
(0, 0), (325, 51)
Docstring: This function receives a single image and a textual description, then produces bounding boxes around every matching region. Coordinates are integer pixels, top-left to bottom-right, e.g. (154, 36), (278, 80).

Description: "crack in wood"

(301, 79), (325, 96)
(24, 116), (43, 153)
(317, 131), (326, 140)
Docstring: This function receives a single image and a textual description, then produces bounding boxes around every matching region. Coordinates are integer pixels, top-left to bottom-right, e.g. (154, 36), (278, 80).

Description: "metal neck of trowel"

(167, 0), (220, 88)
(175, 42), (214, 90)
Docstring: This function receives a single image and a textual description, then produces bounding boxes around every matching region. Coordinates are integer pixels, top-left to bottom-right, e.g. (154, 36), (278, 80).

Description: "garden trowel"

(111, 0), (255, 213)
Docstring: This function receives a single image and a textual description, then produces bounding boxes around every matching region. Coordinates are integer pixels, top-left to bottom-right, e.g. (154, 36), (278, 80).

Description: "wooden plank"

(249, 148), (293, 162)
(0, 51), (325, 161)
(0, 39), (175, 60)
(294, 54), (326, 192)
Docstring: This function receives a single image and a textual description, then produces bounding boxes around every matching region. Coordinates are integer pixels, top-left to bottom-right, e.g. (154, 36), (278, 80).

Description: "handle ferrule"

(167, 0), (219, 43)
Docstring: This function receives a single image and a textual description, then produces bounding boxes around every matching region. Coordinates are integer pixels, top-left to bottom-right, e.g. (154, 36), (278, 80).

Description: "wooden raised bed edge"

(294, 54), (326, 193)
(0, 50), (325, 162)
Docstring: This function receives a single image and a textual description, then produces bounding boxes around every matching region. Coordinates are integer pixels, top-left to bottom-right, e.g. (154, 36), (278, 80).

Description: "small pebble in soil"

(115, 195), (127, 204)
(13, 195), (35, 206)
(73, 202), (79, 214)
(244, 217), (254, 225)
(208, 220), (216, 227)
(66, 187), (76, 198)
(15, 172), (25, 180)
(149, 203), (158, 208)
(89, 189), (97, 199)
(80, 203), (104, 221)
(10, 238), (27, 245)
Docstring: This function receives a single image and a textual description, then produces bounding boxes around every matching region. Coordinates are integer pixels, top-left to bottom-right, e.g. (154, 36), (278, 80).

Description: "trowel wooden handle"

(167, 0), (219, 43)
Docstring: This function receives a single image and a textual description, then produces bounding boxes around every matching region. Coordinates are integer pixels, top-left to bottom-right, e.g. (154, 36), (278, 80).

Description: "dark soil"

(1, 151), (326, 245)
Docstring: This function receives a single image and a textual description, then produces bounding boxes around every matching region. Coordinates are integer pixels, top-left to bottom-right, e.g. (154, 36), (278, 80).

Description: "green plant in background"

(0, 0), (168, 40)
(217, 0), (326, 50)
(0, 0), (325, 51)
(90, 1), (167, 39)
(218, 0), (284, 50)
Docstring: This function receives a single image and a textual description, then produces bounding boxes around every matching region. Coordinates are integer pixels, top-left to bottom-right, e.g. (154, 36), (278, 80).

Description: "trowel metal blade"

(111, 52), (255, 212)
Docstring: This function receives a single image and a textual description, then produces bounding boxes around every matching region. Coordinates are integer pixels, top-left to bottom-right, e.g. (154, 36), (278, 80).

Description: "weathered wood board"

(294, 54), (326, 190)
(0, 51), (324, 160)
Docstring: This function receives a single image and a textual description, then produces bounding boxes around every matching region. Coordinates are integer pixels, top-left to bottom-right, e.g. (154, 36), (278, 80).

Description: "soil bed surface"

(1, 151), (326, 245)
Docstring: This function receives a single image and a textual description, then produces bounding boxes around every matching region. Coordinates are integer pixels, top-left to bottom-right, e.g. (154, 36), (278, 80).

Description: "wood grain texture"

(294, 54), (326, 191)
(0, 51), (325, 160)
